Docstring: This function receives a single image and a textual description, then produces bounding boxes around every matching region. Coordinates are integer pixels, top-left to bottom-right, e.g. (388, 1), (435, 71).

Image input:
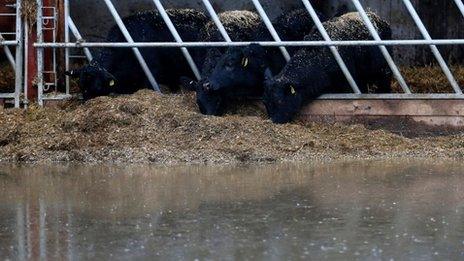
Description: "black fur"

(66, 9), (209, 100)
(264, 12), (393, 124)
(187, 9), (327, 116)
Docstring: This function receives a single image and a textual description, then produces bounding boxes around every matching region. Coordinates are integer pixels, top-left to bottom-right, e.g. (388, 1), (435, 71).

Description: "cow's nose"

(203, 82), (211, 90)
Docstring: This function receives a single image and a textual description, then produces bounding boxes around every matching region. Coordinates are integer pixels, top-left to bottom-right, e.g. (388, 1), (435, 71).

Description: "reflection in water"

(1, 161), (464, 259)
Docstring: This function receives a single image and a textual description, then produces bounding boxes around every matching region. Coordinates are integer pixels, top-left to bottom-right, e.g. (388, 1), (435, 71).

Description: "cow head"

(65, 60), (116, 100)
(263, 74), (304, 124)
(181, 44), (270, 116)
(180, 76), (225, 116)
(204, 44), (269, 92)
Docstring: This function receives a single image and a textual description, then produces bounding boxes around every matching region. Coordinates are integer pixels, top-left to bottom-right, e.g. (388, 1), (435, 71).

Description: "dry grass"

(0, 62), (14, 93)
(0, 89), (463, 164)
(21, 0), (38, 26)
(392, 65), (464, 93)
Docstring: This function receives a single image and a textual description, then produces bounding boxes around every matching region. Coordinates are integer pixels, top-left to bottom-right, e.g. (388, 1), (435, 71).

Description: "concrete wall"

(69, 0), (464, 65)
(70, 0), (305, 41)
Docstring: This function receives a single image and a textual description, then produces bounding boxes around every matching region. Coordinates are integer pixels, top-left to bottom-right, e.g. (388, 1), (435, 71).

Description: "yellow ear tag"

(109, 80), (115, 87)
(290, 85), (297, 95)
(242, 57), (249, 68)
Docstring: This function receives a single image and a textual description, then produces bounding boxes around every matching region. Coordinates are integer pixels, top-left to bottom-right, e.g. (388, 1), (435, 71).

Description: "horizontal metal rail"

(0, 93), (17, 99)
(43, 0), (464, 105)
(0, 40), (18, 46)
(34, 39), (464, 48)
(318, 93), (464, 100)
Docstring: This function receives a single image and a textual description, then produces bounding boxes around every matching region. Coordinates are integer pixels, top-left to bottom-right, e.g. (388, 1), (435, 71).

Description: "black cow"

(184, 9), (327, 116)
(263, 12), (393, 124)
(66, 9), (209, 100)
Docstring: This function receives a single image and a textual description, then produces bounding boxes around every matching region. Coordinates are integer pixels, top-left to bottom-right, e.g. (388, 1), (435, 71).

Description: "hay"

(0, 89), (463, 164)
(21, 0), (37, 26)
(0, 62), (14, 93)
(392, 65), (464, 93)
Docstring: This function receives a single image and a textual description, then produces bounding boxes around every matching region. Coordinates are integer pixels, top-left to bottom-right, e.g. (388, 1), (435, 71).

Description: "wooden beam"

(299, 99), (464, 127)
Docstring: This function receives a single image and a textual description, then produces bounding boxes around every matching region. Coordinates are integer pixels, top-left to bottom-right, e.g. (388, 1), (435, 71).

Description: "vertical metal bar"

(37, 0), (44, 106)
(402, 0), (462, 94)
(350, 0), (412, 94)
(454, 0), (464, 18)
(102, 0), (161, 92)
(251, 0), (291, 62)
(16, 204), (26, 261)
(39, 199), (47, 260)
(68, 17), (92, 61)
(201, 0), (232, 42)
(52, 7), (57, 88)
(23, 19), (28, 108)
(301, 0), (361, 94)
(152, 0), (201, 80)
(14, 0), (23, 108)
(64, 0), (70, 95)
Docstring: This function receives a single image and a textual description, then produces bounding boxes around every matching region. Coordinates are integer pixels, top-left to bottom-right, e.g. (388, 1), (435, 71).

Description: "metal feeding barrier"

(11, 0), (464, 106)
(0, 0), (23, 108)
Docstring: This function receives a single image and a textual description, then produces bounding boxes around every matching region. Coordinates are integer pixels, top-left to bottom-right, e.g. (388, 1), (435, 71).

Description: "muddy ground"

(0, 89), (463, 164)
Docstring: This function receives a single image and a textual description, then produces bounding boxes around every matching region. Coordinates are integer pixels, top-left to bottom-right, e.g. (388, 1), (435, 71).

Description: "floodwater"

(1, 161), (464, 260)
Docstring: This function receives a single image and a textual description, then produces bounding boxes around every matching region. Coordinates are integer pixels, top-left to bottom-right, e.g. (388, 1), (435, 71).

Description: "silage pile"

(0, 62), (14, 93)
(392, 66), (464, 93)
(0, 89), (464, 164)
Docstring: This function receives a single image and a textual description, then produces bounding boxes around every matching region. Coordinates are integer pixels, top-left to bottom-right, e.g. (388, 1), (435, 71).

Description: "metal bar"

(251, 0), (291, 61)
(201, 0), (232, 42)
(0, 93), (16, 98)
(33, 39), (464, 48)
(37, 0), (44, 106)
(52, 6), (57, 88)
(402, 0), (462, 94)
(455, 0), (464, 17)
(65, 0), (70, 95)
(0, 33), (16, 68)
(152, 0), (201, 80)
(14, 0), (23, 108)
(41, 94), (73, 100)
(301, 0), (361, 94)
(350, 0), (411, 94)
(0, 40), (17, 46)
(23, 19), (28, 108)
(318, 93), (464, 100)
(67, 17), (92, 61)
(102, 0), (160, 92)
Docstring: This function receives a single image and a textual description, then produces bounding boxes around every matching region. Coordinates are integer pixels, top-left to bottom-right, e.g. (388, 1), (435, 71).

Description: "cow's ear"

(180, 76), (198, 91)
(103, 71), (117, 88)
(103, 70), (116, 80)
(264, 68), (273, 82)
(65, 69), (81, 78)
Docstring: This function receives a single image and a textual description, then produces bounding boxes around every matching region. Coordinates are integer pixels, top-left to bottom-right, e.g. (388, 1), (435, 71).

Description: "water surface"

(1, 161), (464, 260)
